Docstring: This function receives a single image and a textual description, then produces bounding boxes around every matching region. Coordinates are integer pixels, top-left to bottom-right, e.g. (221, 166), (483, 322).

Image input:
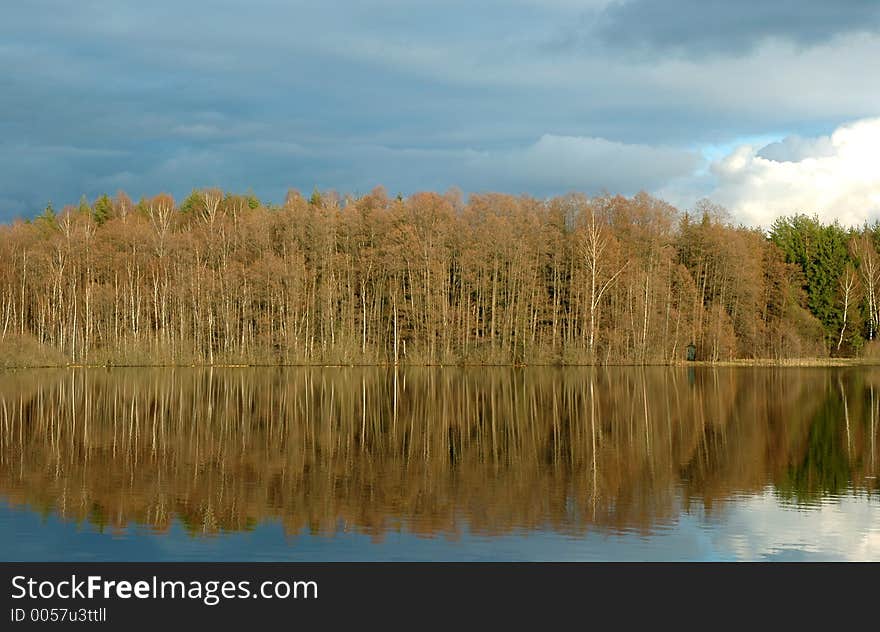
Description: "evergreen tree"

(770, 214), (852, 346)
(93, 194), (113, 226)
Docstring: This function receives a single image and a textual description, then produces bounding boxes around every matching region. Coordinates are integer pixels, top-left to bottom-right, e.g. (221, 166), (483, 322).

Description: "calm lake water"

(0, 367), (878, 561)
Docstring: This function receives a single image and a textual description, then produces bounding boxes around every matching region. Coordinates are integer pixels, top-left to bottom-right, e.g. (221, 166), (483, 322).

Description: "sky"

(3, 491), (879, 561)
(3, 0), (880, 227)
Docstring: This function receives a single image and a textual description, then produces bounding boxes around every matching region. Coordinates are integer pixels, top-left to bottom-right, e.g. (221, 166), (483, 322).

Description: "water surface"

(0, 367), (878, 560)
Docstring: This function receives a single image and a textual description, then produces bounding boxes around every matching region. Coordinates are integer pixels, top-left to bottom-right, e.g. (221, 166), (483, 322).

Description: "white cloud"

(756, 135), (835, 162)
(701, 117), (880, 227)
(709, 490), (880, 561)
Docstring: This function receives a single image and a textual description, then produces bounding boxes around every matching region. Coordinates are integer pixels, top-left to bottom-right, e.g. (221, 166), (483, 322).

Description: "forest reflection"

(0, 367), (877, 539)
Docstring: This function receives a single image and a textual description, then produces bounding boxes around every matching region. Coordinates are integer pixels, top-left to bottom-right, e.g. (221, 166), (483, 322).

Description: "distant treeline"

(0, 187), (878, 365)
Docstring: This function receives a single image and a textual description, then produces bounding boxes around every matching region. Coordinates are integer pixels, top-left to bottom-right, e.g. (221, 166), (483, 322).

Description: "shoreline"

(3, 358), (880, 370)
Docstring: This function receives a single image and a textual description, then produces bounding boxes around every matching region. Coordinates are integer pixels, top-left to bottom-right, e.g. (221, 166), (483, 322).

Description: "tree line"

(0, 186), (878, 365)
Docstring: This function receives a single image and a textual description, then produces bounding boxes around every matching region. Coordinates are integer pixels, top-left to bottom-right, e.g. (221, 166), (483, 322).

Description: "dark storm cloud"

(1, 1), (879, 222)
(592, 0), (880, 56)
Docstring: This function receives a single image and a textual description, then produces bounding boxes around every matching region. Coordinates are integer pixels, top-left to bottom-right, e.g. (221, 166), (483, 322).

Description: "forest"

(0, 186), (878, 366)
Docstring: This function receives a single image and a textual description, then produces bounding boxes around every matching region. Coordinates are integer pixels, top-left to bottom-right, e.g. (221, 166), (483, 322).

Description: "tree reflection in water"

(0, 367), (877, 539)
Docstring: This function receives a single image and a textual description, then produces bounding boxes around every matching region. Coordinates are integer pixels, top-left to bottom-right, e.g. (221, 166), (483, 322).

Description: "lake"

(0, 367), (878, 561)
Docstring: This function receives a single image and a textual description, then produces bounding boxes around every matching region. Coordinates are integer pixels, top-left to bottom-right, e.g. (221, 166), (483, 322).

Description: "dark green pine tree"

(36, 201), (57, 230)
(93, 194), (113, 226)
(179, 189), (203, 216)
(770, 214), (852, 349)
